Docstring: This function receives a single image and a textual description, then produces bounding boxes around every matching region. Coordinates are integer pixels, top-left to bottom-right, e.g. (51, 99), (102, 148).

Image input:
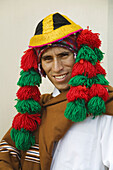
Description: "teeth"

(55, 74), (66, 79)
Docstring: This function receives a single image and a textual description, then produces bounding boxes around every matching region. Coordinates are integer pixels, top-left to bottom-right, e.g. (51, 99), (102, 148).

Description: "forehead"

(42, 46), (73, 56)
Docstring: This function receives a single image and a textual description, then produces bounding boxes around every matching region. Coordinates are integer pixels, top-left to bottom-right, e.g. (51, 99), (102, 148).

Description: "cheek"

(41, 61), (51, 74)
(71, 57), (75, 67)
(70, 59), (75, 66)
(64, 57), (75, 68)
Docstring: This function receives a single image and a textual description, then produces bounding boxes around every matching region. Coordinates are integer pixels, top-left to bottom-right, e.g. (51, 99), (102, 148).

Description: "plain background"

(0, 0), (113, 140)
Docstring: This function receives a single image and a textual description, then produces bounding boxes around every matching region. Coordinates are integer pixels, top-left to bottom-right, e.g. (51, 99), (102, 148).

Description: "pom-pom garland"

(95, 62), (106, 75)
(11, 128), (35, 151)
(89, 84), (109, 101)
(16, 86), (41, 102)
(65, 29), (109, 122)
(64, 99), (87, 122)
(69, 74), (109, 88)
(71, 59), (96, 78)
(75, 45), (98, 65)
(94, 48), (104, 61)
(69, 75), (87, 87)
(17, 68), (41, 87)
(87, 96), (106, 117)
(11, 49), (42, 150)
(71, 59), (106, 78)
(21, 49), (38, 71)
(12, 113), (41, 131)
(11, 28), (110, 150)
(15, 99), (41, 114)
(93, 74), (109, 85)
(76, 28), (101, 50)
(67, 86), (89, 102)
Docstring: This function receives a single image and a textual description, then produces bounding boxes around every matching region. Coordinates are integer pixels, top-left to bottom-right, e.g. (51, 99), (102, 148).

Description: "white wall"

(108, 0), (113, 86)
(0, 0), (112, 139)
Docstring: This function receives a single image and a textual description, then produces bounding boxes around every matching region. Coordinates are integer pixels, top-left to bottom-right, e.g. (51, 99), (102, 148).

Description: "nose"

(52, 58), (63, 73)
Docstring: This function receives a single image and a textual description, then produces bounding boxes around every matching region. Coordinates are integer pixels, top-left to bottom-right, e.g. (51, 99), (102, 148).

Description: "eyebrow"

(41, 51), (70, 59)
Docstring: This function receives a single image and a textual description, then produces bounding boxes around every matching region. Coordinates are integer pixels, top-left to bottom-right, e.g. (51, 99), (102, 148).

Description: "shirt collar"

(52, 87), (60, 97)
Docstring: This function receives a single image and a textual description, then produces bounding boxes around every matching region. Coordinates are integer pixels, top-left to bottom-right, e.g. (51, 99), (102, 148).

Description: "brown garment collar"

(43, 89), (68, 107)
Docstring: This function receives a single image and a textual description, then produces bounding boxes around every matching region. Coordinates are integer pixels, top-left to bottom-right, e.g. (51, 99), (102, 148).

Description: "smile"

(53, 74), (68, 81)
(55, 74), (66, 79)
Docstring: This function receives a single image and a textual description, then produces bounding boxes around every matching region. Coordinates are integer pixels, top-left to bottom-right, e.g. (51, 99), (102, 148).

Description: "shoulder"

(107, 85), (113, 92)
(101, 114), (113, 124)
(100, 115), (113, 138)
(1, 128), (15, 146)
(105, 85), (113, 116)
(107, 85), (113, 98)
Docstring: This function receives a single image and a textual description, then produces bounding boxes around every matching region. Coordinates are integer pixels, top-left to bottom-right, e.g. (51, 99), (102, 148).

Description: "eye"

(60, 52), (70, 58)
(42, 55), (53, 62)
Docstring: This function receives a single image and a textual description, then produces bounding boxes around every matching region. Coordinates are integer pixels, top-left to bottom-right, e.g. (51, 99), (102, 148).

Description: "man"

(0, 12), (113, 170)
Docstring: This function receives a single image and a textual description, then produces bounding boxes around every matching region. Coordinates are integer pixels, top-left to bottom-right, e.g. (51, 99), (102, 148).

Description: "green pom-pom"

(17, 68), (41, 87)
(69, 75), (94, 88)
(85, 77), (93, 88)
(86, 74), (109, 88)
(93, 74), (109, 85)
(69, 75), (87, 86)
(64, 99), (87, 122)
(87, 96), (106, 116)
(11, 128), (35, 150)
(94, 48), (104, 61)
(69, 74), (109, 88)
(76, 45), (97, 65)
(15, 99), (41, 114)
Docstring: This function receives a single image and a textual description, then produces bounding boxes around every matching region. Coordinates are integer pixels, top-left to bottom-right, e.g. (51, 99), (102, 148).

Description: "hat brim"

(29, 24), (83, 48)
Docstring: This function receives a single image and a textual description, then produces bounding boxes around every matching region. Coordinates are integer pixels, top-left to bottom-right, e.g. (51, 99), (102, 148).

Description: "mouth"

(53, 73), (68, 82)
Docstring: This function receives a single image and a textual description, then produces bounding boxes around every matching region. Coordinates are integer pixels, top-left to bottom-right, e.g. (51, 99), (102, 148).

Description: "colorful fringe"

(64, 29), (109, 122)
(10, 49), (42, 150)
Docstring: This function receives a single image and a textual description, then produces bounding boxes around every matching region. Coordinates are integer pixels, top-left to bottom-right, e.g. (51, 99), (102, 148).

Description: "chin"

(56, 85), (70, 92)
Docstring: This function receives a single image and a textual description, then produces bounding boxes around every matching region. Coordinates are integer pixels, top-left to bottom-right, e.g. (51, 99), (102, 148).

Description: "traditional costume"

(0, 12), (113, 170)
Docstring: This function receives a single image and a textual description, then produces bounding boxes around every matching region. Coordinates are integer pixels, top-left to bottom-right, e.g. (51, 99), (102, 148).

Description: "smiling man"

(0, 12), (113, 170)
(41, 47), (75, 92)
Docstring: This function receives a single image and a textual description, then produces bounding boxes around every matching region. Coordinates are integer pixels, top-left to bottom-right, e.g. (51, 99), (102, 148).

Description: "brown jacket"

(0, 85), (113, 170)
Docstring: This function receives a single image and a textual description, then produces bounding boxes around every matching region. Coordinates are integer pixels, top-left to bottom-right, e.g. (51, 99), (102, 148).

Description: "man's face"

(41, 47), (75, 92)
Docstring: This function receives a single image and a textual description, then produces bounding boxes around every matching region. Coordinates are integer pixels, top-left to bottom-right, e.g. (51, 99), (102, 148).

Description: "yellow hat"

(29, 12), (82, 48)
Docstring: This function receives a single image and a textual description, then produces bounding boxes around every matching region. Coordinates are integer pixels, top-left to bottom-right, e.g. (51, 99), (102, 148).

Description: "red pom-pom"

(89, 84), (109, 101)
(12, 112), (41, 131)
(67, 85), (89, 102)
(95, 62), (106, 75)
(21, 49), (38, 71)
(77, 29), (101, 50)
(16, 86), (41, 102)
(72, 59), (96, 78)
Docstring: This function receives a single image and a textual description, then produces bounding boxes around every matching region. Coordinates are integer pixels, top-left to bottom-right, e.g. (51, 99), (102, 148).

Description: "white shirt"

(50, 88), (113, 170)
